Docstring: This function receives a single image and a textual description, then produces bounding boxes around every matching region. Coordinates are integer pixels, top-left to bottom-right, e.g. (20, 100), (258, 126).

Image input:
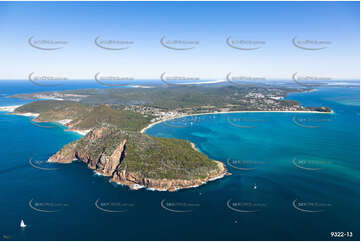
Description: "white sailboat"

(253, 184), (257, 190)
(20, 219), (26, 228)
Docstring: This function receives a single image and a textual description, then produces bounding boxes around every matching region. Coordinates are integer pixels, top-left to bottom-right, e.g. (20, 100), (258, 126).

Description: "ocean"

(0, 83), (359, 241)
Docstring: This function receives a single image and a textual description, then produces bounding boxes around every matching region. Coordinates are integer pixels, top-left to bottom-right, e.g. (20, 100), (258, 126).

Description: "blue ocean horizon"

(0, 83), (359, 240)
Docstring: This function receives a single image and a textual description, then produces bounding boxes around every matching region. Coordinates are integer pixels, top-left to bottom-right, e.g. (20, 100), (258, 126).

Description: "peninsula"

(10, 85), (332, 191)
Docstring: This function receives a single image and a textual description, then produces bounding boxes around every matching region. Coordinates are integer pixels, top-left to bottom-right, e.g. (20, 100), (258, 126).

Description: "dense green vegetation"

(123, 133), (218, 179)
(68, 104), (151, 131)
(14, 85), (330, 184)
(76, 86), (293, 110)
(12, 85), (307, 111)
(59, 125), (219, 180)
(15, 100), (80, 114)
(15, 100), (151, 132)
(11, 85), (331, 114)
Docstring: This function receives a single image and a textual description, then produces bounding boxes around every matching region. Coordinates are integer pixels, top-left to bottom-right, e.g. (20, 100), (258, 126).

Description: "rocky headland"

(48, 125), (228, 191)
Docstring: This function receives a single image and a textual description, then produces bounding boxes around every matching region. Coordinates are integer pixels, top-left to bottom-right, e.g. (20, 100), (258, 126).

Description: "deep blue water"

(0, 86), (359, 241)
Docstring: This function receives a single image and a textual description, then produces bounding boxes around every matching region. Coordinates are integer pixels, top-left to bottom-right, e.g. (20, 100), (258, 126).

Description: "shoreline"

(140, 109), (334, 134)
(189, 142), (198, 152)
(10, 111), (89, 136)
(3, 105), (333, 136)
(65, 129), (91, 136)
(4, 104), (332, 192)
(11, 112), (39, 118)
(109, 160), (229, 192)
(0, 105), (21, 112)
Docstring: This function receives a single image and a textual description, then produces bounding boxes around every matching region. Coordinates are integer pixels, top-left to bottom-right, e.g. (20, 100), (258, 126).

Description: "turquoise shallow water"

(146, 87), (360, 240)
(0, 86), (359, 241)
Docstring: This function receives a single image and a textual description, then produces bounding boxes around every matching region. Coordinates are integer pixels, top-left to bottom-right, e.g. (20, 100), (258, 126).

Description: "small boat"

(253, 184), (257, 189)
(20, 219), (26, 228)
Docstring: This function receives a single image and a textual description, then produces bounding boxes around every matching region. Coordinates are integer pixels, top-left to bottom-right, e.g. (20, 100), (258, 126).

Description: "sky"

(0, 1), (359, 81)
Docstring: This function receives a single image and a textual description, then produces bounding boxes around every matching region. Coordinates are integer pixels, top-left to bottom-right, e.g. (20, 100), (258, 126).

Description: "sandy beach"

(6, 104), (333, 137)
(9, 109), (90, 136)
(140, 109), (334, 134)
(57, 119), (73, 125)
(65, 129), (91, 136)
(0, 105), (21, 112)
(189, 141), (198, 152)
(12, 112), (40, 118)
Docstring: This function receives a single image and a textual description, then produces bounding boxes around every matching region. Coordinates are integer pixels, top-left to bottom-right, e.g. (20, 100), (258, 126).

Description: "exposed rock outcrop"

(111, 161), (226, 192)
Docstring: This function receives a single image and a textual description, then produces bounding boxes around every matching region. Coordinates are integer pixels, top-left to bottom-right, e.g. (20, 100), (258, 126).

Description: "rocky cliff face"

(111, 161), (226, 191)
(48, 125), (228, 191)
(95, 139), (127, 176)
